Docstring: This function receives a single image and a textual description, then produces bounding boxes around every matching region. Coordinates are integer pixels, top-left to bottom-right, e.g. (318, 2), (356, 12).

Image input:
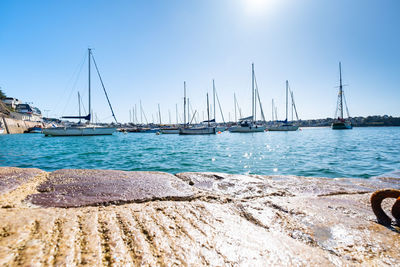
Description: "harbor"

(1, 0), (399, 265)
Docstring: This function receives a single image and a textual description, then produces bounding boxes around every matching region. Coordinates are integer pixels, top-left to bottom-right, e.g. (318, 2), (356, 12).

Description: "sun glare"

(243, 0), (279, 16)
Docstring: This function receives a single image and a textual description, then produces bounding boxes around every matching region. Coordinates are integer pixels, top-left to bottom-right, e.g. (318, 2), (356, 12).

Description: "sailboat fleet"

(43, 49), (353, 136)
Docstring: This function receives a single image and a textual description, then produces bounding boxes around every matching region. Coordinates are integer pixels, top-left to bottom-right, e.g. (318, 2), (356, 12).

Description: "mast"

(175, 104), (178, 124)
(339, 62), (343, 119)
(168, 109), (171, 125)
(234, 93), (237, 122)
(252, 63), (255, 123)
(88, 48), (91, 123)
(140, 100), (143, 124)
(213, 79), (216, 122)
(158, 104), (162, 125)
(183, 82), (186, 126)
(286, 80), (288, 122)
(135, 104), (138, 124)
(272, 99), (274, 122)
(187, 98), (190, 125)
(207, 93), (210, 127)
(78, 92), (81, 123)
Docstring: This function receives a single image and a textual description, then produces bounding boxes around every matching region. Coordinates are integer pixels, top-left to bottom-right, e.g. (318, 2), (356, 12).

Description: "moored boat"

(267, 81), (299, 132)
(179, 90), (216, 135)
(229, 63), (267, 133)
(331, 62), (352, 130)
(44, 48), (117, 137)
(43, 124), (116, 136)
(331, 119), (352, 130)
(27, 125), (43, 133)
(160, 127), (180, 134)
(179, 127), (216, 135)
(267, 124), (298, 131)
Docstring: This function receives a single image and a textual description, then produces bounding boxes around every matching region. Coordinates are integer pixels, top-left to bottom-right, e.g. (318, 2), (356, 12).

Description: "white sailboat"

(267, 80), (299, 131)
(43, 49), (117, 137)
(179, 91), (216, 135)
(229, 63), (266, 133)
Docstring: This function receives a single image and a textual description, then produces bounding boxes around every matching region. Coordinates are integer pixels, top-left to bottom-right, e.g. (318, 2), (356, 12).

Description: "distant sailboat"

(267, 80), (299, 131)
(331, 62), (352, 130)
(43, 48), (117, 136)
(179, 92), (216, 135)
(229, 63), (266, 133)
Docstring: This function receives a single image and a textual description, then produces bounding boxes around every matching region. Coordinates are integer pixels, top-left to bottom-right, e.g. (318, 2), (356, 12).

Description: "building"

(12, 103), (43, 122)
(2, 97), (21, 109)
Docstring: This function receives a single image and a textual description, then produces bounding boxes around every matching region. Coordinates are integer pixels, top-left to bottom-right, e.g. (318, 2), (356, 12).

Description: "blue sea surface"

(1, 127), (399, 178)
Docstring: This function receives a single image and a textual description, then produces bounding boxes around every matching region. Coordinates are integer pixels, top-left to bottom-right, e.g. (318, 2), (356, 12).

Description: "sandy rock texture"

(0, 167), (399, 266)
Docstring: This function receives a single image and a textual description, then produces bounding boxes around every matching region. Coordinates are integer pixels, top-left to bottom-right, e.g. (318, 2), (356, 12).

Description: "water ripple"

(0, 127), (399, 178)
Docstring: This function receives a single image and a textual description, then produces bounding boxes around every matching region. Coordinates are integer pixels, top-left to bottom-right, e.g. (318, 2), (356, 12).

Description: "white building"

(2, 97), (21, 109)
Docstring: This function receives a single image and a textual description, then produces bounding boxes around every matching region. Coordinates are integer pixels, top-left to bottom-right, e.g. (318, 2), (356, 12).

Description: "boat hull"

(179, 127), (216, 135)
(43, 126), (116, 136)
(331, 122), (352, 130)
(27, 127), (43, 133)
(160, 128), (180, 134)
(267, 125), (299, 131)
(229, 125), (266, 133)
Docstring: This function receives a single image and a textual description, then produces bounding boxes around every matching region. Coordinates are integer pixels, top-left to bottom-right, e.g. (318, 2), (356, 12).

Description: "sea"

(1, 127), (399, 179)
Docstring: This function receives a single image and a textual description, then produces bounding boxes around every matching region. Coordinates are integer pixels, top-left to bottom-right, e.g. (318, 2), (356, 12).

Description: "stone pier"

(0, 167), (399, 266)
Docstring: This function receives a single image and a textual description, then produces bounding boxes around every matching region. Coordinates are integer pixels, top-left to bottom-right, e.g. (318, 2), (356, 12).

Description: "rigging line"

(60, 52), (87, 117)
(215, 90), (225, 123)
(140, 102), (148, 124)
(80, 94), (87, 115)
(254, 75), (266, 122)
(334, 90), (340, 118)
(289, 88), (299, 121)
(343, 92), (350, 118)
(189, 110), (197, 124)
(235, 93), (243, 119)
(189, 103), (198, 124)
(90, 53), (118, 124)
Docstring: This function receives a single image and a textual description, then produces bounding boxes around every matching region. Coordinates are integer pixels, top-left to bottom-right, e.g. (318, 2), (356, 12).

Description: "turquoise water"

(1, 127), (399, 178)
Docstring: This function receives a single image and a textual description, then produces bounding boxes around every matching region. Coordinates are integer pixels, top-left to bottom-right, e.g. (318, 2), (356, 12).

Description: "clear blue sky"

(1, 0), (399, 123)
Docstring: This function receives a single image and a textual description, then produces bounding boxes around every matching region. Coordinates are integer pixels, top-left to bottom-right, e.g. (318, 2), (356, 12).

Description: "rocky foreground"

(0, 167), (399, 266)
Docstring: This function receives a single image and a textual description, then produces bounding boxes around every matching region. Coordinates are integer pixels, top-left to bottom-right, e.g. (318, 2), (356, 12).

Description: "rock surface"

(0, 167), (399, 266)
(28, 169), (196, 208)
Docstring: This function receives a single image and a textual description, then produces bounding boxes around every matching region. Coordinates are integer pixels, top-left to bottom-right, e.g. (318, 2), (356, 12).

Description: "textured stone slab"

(0, 168), (399, 265)
(27, 169), (196, 208)
(175, 172), (400, 199)
(0, 167), (44, 194)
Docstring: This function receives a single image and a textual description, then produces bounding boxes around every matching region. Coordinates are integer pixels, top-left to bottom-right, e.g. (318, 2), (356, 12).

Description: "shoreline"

(1, 167), (399, 265)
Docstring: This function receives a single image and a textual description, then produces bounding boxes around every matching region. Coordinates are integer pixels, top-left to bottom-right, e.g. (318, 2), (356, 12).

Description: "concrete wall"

(1, 116), (42, 134)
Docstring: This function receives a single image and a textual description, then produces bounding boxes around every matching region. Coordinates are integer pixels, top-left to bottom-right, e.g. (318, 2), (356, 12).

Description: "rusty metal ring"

(370, 189), (400, 226)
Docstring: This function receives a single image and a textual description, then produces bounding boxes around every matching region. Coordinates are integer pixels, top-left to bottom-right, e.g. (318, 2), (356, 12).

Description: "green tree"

(0, 88), (6, 100)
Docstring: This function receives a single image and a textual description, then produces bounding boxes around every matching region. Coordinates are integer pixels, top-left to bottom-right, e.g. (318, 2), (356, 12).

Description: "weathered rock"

(0, 167), (44, 195)
(0, 168), (399, 266)
(27, 169), (197, 208)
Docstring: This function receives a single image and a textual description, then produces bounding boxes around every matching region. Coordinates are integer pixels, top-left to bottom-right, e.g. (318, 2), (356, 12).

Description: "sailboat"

(179, 92), (216, 135)
(267, 80), (299, 131)
(43, 48), (117, 136)
(229, 63), (266, 133)
(331, 62), (352, 130)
